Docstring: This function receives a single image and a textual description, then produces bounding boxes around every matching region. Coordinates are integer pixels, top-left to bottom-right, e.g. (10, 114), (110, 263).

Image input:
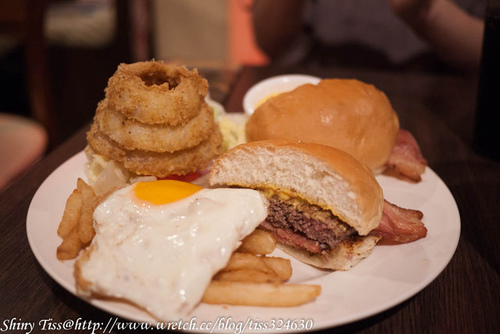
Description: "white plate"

(243, 75), (321, 115)
(27, 151), (460, 333)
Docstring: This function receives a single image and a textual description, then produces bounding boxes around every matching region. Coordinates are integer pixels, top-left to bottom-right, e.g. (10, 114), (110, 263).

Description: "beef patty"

(261, 194), (356, 253)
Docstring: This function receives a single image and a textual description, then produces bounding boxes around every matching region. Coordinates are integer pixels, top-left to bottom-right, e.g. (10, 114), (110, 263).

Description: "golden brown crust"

(87, 122), (223, 177)
(105, 61), (208, 126)
(85, 60), (223, 180)
(245, 79), (400, 172)
(94, 99), (216, 153)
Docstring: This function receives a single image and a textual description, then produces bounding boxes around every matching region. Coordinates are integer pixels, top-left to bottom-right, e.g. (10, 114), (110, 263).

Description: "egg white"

(77, 183), (268, 321)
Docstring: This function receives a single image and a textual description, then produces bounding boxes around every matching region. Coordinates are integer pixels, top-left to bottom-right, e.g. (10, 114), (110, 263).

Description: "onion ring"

(105, 61), (208, 125)
(95, 99), (217, 153)
(87, 122), (223, 177)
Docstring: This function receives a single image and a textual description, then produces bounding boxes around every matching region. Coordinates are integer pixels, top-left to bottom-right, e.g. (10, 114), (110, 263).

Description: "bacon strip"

(261, 197), (427, 250)
(386, 129), (427, 182)
(260, 221), (323, 253)
(372, 200), (427, 243)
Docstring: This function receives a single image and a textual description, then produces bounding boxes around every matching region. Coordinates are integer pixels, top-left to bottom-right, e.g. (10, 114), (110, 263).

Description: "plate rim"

(26, 150), (461, 332)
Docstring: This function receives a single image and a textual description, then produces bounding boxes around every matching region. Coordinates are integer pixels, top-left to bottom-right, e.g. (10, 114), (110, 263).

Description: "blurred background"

(0, 0), (267, 188)
(0, 0), (486, 189)
(0, 0), (268, 144)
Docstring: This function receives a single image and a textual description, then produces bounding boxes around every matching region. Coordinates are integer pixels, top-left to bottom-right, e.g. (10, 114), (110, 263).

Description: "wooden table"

(1, 65), (499, 333)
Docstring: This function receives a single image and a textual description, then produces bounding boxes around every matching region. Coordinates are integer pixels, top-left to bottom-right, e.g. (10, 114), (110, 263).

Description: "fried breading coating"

(94, 99), (216, 153)
(106, 61), (208, 126)
(87, 122), (223, 178)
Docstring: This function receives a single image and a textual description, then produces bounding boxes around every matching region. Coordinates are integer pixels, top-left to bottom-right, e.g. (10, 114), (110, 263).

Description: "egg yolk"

(134, 180), (203, 205)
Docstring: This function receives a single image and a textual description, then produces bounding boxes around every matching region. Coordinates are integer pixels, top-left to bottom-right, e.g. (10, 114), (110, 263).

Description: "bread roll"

(245, 79), (400, 173)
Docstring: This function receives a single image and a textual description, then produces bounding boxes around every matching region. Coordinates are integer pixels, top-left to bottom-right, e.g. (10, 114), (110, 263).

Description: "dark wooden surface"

(1, 65), (499, 333)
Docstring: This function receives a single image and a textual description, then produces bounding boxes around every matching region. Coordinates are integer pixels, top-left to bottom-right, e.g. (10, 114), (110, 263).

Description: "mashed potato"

(208, 98), (248, 151)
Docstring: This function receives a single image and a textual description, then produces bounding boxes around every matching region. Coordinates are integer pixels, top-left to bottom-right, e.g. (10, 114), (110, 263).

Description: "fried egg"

(75, 180), (268, 321)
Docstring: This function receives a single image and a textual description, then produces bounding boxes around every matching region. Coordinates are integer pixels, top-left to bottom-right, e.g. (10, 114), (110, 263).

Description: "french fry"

(237, 229), (277, 255)
(213, 269), (282, 283)
(76, 178), (96, 244)
(205, 229), (318, 307)
(261, 256), (293, 281)
(56, 178), (96, 261)
(223, 252), (276, 275)
(56, 232), (83, 260)
(202, 281), (321, 307)
(57, 189), (82, 238)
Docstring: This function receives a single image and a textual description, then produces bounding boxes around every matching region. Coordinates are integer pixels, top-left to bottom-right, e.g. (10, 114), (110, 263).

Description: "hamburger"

(245, 79), (400, 174)
(209, 140), (384, 270)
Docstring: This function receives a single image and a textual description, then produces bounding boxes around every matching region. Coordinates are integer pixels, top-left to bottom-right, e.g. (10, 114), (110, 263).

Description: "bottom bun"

(277, 235), (381, 271)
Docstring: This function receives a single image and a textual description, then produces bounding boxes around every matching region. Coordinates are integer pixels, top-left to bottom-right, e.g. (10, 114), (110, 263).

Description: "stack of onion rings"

(86, 60), (223, 178)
